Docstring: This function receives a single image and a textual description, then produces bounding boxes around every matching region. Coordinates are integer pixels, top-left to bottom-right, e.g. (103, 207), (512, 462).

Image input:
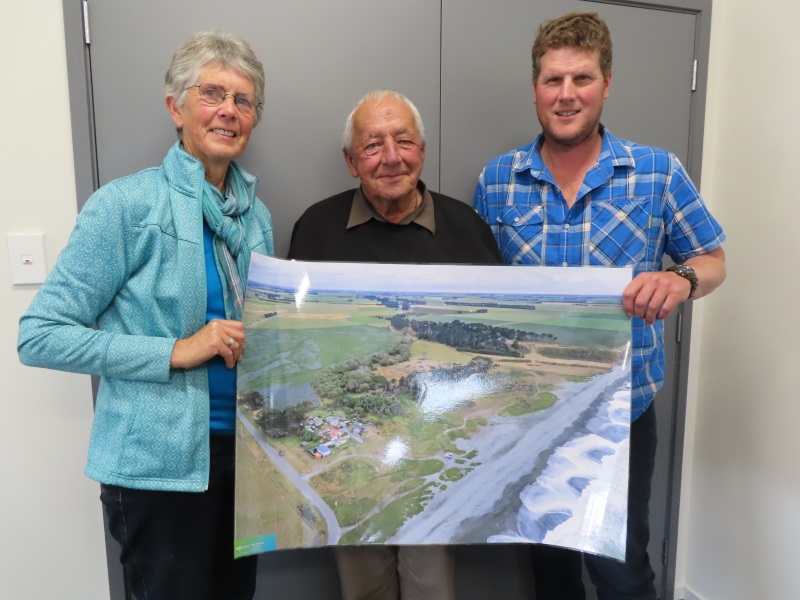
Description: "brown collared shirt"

(347, 182), (436, 234)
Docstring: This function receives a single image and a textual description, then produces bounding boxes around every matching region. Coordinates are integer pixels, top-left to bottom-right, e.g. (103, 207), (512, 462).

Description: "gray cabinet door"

(85, 0), (442, 258)
(440, 2), (699, 598)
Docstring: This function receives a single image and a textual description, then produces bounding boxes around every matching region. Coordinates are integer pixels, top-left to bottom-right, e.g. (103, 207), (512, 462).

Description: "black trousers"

(532, 402), (658, 600)
(100, 435), (257, 600)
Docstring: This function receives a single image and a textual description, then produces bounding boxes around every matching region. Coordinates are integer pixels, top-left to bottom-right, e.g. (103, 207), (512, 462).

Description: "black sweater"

(287, 189), (501, 266)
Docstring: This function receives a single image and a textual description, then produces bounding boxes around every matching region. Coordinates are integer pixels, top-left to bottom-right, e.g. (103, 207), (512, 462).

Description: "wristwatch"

(666, 264), (698, 299)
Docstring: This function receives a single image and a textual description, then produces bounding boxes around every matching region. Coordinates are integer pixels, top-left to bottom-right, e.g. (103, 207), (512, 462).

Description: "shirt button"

(514, 217), (519, 223)
(562, 262), (568, 267)
(564, 223), (570, 230)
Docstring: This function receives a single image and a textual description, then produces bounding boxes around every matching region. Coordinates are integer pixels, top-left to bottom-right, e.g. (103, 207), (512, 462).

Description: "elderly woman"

(18, 31), (272, 599)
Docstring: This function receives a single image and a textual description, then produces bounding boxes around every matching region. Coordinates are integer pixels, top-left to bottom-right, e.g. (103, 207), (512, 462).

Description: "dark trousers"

(100, 435), (257, 600)
(532, 403), (658, 600)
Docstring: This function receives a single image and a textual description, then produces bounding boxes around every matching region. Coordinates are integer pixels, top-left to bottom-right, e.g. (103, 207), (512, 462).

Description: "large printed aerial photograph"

(234, 255), (632, 561)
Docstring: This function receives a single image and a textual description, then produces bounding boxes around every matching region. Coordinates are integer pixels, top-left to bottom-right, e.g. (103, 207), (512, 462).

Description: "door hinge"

(691, 59), (697, 91)
(663, 537), (669, 566)
(82, 0), (91, 45)
(676, 311), (682, 344)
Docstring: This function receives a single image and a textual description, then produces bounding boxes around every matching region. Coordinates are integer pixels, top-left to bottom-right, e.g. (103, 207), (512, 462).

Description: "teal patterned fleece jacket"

(18, 142), (273, 491)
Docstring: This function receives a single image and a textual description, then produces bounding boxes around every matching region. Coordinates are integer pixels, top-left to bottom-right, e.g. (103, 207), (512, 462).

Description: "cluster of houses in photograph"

(303, 415), (370, 459)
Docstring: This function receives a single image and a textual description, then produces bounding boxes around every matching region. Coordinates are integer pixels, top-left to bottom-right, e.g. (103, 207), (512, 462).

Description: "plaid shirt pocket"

(589, 196), (658, 270)
(497, 205), (544, 265)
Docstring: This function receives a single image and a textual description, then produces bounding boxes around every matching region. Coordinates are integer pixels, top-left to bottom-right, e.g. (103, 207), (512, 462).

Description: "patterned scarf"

(201, 161), (254, 321)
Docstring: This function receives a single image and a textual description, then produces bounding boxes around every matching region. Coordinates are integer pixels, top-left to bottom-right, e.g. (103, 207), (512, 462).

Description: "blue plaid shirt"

(473, 126), (725, 420)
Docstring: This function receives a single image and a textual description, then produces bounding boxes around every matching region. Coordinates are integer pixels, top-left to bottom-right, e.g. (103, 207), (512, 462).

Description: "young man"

(473, 12), (726, 600)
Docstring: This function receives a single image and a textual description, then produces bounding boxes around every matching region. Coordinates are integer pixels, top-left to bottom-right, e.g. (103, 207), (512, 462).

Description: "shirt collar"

(347, 181), (436, 234)
(514, 124), (636, 183)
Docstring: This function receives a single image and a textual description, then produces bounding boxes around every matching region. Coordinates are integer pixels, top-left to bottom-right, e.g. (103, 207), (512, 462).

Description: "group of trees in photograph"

(312, 335), (415, 418)
(237, 335), (418, 441)
(362, 295), (426, 311)
(239, 390), (314, 439)
(256, 400), (315, 438)
(389, 316), (556, 357)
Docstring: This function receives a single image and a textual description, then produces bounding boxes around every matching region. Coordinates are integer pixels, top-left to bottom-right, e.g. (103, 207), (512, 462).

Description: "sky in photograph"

(247, 254), (631, 298)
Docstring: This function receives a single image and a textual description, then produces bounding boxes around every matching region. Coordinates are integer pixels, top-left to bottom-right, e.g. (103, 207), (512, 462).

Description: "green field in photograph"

(311, 457), (444, 527)
(261, 318), (348, 330)
(339, 483), (438, 545)
(250, 301), (395, 330)
(313, 458), (384, 526)
(235, 425), (311, 546)
(313, 457), (380, 490)
(349, 307), (396, 326)
(408, 415), (467, 457)
(242, 299), (286, 328)
(524, 324), (628, 347)
(328, 497), (378, 527)
(305, 295), (360, 304)
(388, 458), (444, 482)
(240, 325), (397, 388)
(501, 391), (559, 416)
(440, 467), (472, 482)
(421, 306), (627, 330)
(410, 339), (475, 363)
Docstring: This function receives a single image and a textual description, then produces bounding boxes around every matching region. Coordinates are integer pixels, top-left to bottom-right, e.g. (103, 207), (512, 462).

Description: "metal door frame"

(61, 1), (712, 598)
(581, 2), (713, 597)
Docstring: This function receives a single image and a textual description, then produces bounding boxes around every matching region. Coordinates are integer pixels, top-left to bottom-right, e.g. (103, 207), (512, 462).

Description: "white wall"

(677, 0), (800, 598)
(0, 1), (108, 599)
(5, 1), (796, 600)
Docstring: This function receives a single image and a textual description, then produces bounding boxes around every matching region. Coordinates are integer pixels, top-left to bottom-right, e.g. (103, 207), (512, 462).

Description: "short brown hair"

(531, 12), (612, 82)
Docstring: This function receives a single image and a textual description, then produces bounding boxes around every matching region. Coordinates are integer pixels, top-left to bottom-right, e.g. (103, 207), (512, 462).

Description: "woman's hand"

(170, 319), (245, 369)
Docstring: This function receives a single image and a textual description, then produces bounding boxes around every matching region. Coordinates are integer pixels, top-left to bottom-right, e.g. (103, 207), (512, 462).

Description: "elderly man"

(472, 12), (726, 600)
(288, 90), (500, 600)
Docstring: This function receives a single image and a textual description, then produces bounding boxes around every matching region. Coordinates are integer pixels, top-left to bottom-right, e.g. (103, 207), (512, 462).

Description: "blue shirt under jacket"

(18, 142), (273, 491)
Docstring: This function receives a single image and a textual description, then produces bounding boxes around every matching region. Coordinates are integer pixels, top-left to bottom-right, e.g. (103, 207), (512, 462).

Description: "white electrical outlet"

(8, 233), (47, 285)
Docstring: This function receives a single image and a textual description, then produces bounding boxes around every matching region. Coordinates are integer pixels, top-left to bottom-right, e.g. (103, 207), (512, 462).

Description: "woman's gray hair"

(165, 30), (265, 125)
(342, 90), (426, 154)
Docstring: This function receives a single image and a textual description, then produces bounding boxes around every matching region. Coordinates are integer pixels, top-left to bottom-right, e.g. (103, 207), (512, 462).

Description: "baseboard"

(674, 585), (707, 600)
